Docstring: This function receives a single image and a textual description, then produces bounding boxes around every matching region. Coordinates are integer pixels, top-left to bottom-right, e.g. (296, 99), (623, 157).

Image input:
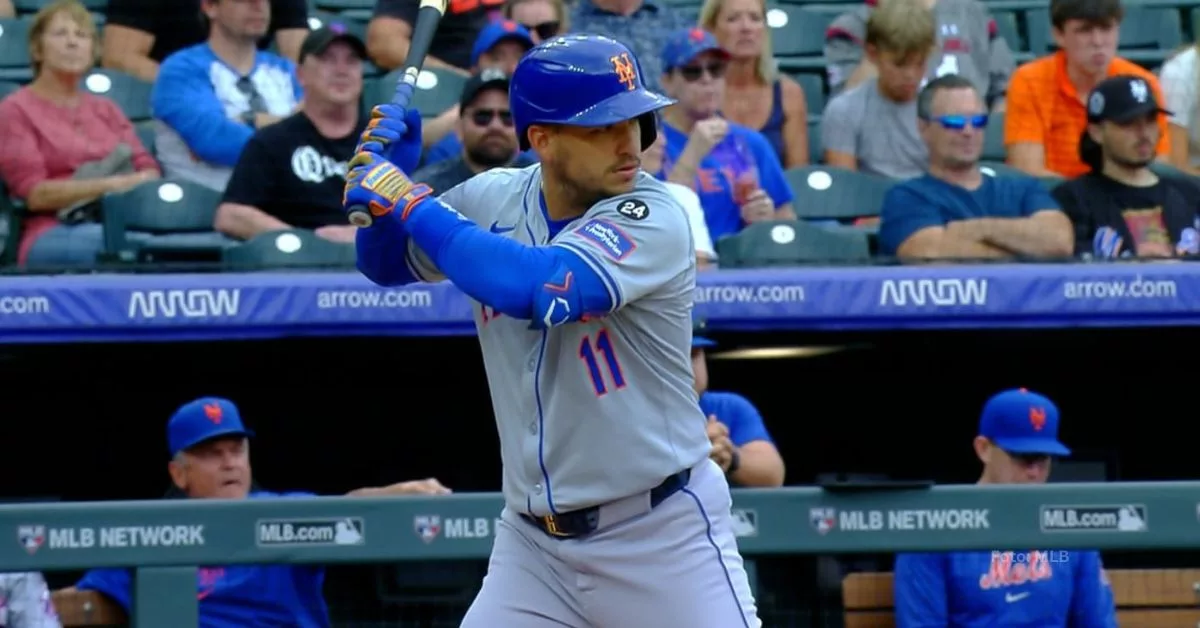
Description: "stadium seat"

(134, 120), (156, 158)
(308, 11), (368, 41)
(312, 0), (374, 10)
(364, 67), (468, 117)
(82, 68), (154, 121)
(979, 160), (1062, 190)
(792, 71), (826, 116)
(100, 179), (230, 264)
(1027, 7), (1181, 56)
(807, 117), (822, 164)
(716, 220), (871, 267)
(982, 110), (1005, 162)
(222, 229), (356, 271)
(0, 17), (33, 83)
(0, 79), (18, 100)
(784, 165), (893, 221)
(991, 10), (1021, 52)
(15, 0), (107, 12)
(768, 6), (832, 58)
(0, 179), (22, 266)
(1149, 160), (1196, 182)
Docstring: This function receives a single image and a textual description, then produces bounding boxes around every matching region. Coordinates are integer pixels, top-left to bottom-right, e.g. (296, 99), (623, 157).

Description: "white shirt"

(662, 181), (717, 259)
(1160, 47), (1200, 165)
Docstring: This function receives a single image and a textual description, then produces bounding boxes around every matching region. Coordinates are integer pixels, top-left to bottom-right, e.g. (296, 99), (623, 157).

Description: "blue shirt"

(76, 491), (330, 628)
(894, 550), (1118, 628)
(660, 122), (794, 242)
(698, 391), (773, 446)
(878, 174), (1061, 256)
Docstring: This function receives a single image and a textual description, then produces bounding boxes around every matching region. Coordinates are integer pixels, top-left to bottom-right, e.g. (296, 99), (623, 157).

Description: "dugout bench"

(842, 569), (1200, 627)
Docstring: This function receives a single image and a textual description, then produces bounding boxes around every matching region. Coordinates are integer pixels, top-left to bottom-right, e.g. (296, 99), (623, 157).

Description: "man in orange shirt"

(1003, 0), (1168, 178)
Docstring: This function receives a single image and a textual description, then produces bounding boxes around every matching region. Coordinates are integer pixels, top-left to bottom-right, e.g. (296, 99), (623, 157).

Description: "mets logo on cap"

(610, 52), (637, 91)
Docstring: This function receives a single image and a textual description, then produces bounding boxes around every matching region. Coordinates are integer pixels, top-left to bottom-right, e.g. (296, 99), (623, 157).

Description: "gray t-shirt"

(823, 0), (1014, 105)
(820, 78), (927, 180)
(407, 165), (712, 515)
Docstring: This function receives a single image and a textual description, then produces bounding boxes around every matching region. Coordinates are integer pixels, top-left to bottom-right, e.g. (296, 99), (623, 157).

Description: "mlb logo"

(810, 508), (836, 535)
(414, 515), (441, 544)
(18, 525), (45, 555)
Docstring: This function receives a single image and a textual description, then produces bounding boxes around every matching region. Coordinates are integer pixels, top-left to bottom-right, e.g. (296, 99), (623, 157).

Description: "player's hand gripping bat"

(346, 0), (448, 228)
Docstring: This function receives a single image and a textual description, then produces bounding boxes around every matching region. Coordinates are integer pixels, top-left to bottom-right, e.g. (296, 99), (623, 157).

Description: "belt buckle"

(542, 515), (572, 538)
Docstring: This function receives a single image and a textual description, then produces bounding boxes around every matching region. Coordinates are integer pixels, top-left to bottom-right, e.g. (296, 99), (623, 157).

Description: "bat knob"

(347, 207), (374, 228)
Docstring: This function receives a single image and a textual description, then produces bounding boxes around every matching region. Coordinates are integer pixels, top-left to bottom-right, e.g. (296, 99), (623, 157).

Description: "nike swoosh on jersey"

(490, 221), (516, 234)
(1005, 592), (1030, 603)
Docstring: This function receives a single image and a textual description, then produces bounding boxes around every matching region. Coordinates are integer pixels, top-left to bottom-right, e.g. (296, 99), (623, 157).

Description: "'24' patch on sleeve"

(575, 219), (637, 261)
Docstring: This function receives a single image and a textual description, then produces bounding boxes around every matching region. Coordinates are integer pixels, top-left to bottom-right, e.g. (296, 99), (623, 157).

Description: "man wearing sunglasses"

(893, 388), (1119, 628)
(879, 74), (1073, 260)
(502, 0), (568, 44)
(412, 68), (536, 194)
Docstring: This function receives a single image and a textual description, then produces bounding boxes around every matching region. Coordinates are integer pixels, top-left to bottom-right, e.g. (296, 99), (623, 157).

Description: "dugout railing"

(5, 482), (1196, 626)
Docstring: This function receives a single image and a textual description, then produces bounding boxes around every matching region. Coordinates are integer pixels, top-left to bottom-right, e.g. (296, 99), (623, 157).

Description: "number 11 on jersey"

(578, 328), (626, 396)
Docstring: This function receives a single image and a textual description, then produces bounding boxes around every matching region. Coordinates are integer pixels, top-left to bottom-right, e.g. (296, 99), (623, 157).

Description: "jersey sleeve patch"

(575, 219), (637, 261)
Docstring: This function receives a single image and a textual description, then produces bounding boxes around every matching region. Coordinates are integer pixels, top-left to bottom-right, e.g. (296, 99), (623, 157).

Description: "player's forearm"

(729, 443), (785, 488)
(356, 213), (423, 287)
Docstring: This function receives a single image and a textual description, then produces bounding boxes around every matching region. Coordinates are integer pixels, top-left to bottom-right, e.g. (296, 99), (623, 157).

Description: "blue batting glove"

(343, 151), (433, 223)
(357, 104), (424, 173)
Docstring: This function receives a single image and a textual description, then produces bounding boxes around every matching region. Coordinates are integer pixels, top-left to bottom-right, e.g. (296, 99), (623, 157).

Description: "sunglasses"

(469, 108), (513, 127)
(933, 114), (988, 130)
(677, 61), (726, 82)
(522, 20), (560, 40)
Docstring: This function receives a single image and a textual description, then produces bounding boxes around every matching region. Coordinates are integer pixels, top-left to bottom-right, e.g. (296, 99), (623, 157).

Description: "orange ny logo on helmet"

(204, 402), (223, 424)
(1029, 406), (1046, 431)
(610, 53), (637, 91)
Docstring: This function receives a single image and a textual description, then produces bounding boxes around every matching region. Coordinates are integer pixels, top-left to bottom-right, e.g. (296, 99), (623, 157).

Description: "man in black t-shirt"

(411, 68), (535, 195)
(215, 25), (368, 244)
(1053, 75), (1200, 259)
(367, 0), (502, 73)
(100, 0), (310, 82)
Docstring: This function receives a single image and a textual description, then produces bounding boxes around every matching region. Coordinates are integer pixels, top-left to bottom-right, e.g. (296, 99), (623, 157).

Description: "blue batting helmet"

(510, 34), (676, 152)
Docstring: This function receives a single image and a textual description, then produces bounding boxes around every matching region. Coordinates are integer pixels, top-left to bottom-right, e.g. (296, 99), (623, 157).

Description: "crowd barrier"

(3, 482), (1191, 625)
(0, 262), (1195, 343)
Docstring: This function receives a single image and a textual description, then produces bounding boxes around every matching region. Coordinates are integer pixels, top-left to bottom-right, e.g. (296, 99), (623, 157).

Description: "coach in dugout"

(892, 388), (1118, 627)
(62, 396), (451, 627)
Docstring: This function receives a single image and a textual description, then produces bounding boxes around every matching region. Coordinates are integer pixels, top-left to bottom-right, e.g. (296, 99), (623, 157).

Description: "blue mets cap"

(661, 27), (730, 72)
(471, 20), (535, 68)
(978, 388), (1070, 457)
(692, 313), (716, 348)
(168, 397), (254, 458)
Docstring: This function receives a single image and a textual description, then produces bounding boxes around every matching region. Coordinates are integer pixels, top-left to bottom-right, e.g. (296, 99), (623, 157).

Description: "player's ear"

(527, 124), (551, 152)
(972, 436), (991, 465)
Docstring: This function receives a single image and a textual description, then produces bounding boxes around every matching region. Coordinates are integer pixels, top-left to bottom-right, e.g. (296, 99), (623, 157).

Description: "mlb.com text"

(316, 288), (433, 310)
(693, 284), (806, 305)
(0, 295), (50, 316)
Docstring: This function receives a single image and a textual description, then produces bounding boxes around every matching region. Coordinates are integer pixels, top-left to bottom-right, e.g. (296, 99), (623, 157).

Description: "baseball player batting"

(343, 34), (760, 628)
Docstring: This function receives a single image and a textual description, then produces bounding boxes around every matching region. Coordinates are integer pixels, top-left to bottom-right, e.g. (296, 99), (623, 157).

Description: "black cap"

(299, 24), (367, 62)
(1086, 74), (1171, 124)
(459, 67), (510, 110)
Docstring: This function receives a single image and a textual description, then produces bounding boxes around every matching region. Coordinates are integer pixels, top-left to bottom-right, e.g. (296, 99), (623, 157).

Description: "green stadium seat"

(222, 229), (356, 271)
(716, 219), (871, 267)
(134, 120), (156, 158)
(784, 165), (893, 221)
(792, 71), (826, 116)
(768, 6), (832, 57)
(364, 67), (468, 117)
(308, 11), (368, 41)
(0, 79), (18, 100)
(991, 10), (1021, 52)
(982, 110), (1005, 162)
(0, 179), (22, 266)
(0, 18), (33, 83)
(100, 179), (230, 264)
(979, 160), (1062, 190)
(807, 117), (822, 164)
(82, 68), (153, 121)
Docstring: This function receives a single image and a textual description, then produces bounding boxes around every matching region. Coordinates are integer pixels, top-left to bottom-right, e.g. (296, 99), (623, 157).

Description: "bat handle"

(347, 205), (374, 228)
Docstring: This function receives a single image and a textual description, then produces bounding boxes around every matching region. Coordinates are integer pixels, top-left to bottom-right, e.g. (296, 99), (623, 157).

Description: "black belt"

(522, 468), (692, 539)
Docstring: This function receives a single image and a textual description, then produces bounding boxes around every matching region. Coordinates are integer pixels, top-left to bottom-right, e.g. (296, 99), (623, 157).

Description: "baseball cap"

(299, 23), (367, 62)
(460, 67), (511, 110)
(661, 27), (730, 72)
(1086, 74), (1170, 124)
(471, 20), (534, 68)
(168, 397), (255, 458)
(692, 313), (716, 348)
(978, 388), (1070, 457)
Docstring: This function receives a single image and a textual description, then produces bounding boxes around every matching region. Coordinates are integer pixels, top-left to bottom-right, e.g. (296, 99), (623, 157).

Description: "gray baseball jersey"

(0, 572), (61, 628)
(407, 165), (713, 515)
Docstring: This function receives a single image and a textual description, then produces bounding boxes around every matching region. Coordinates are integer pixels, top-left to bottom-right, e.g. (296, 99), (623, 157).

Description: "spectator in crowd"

(368, 0), (501, 74)
(412, 69), (536, 194)
(151, 0), (303, 192)
(825, 0), (1014, 109)
(100, 0), (310, 83)
(821, 0), (934, 180)
(503, 0), (568, 43)
(421, 21), (535, 167)
(569, 0), (692, 92)
(700, 0), (810, 168)
(0, 0), (13, 18)
(1159, 43), (1200, 175)
(1052, 75), (1200, 259)
(67, 396), (451, 627)
(692, 324), (784, 487)
(894, 388), (1119, 628)
(0, 573), (60, 627)
(215, 25), (367, 244)
(659, 28), (794, 242)
(0, 0), (160, 268)
(879, 75), (1073, 260)
(643, 117), (719, 269)
(1004, 0), (1168, 179)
